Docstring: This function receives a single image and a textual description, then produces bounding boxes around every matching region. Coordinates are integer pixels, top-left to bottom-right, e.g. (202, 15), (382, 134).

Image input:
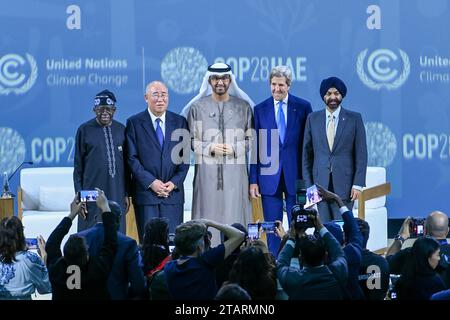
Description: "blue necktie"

(277, 101), (286, 143)
(155, 118), (164, 147)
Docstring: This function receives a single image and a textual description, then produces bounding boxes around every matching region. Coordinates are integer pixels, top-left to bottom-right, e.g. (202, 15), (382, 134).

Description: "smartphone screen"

(416, 224), (424, 236)
(247, 223), (260, 240)
(79, 190), (99, 202)
(26, 238), (38, 250)
(304, 185), (323, 209)
(260, 222), (276, 233)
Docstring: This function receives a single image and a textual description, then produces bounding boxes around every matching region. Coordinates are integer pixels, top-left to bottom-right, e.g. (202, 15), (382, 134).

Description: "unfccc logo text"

(357, 48), (410, 90)
(0, 53), (38, 95)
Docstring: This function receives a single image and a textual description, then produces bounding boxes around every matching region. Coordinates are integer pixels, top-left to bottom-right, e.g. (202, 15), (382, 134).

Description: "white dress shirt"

(274, 95), (288, 124)
(148, 109), (166, 138)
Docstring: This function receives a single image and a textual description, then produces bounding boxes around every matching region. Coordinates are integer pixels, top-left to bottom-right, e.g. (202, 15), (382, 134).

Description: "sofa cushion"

(22, 211), (77, 246)
(21, 167), (74, 210)
(38, 186), (74, 211)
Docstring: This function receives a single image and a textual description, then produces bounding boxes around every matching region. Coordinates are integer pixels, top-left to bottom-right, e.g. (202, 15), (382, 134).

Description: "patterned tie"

(277, 101), (286, 144)
(327, 114), (335, 151)
(155, 118), (164, 147)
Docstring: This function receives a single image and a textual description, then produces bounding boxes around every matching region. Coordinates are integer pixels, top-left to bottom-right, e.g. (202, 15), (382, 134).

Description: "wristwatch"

(394, 234), (406, 244)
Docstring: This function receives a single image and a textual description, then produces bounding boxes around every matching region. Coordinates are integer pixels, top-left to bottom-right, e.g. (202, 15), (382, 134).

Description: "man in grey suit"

(302, 76), (367, 221)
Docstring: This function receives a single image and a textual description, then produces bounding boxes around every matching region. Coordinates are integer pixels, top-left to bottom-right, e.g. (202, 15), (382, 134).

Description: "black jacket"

(46, 212), (118, 300)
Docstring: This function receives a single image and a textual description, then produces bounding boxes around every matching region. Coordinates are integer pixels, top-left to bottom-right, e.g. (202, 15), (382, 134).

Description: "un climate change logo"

(365, 122), (397, 167)
(0, 127), (26, 175)
(357, 49), (410, 90)
(0, 53), (37, 95)
(161, 47), (208, 94)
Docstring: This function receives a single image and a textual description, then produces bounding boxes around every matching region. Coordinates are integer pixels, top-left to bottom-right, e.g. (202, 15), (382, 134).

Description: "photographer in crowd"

(0, 217), (51, 299)
(276, 207), (348, 299)
(76, 200), (145, 299)
(317, 185), (365, 299)
(386, 211), (450, 288)
(164, 219), (244, 299)
(45, 189), (118, 300)
(356, 218), (390, 300)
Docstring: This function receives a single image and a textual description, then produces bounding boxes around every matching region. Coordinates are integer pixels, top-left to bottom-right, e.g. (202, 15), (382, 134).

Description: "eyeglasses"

(150, 92), (168, 100)
(209, 75), (231, 82)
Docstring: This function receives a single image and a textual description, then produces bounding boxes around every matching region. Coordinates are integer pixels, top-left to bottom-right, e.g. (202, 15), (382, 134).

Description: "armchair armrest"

(357, 182), (391, 220)
(358, 182), (391, 255)
(125, 197), (139, 244)
(251, 197), (267, 243)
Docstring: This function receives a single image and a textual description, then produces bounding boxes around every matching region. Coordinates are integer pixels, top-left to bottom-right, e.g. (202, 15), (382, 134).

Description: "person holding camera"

(276, 208), (348, 300)
(164, 219), (245, 300)
(45, 189), (118, 300)
(76, 200), (145, 300)
(317, 185), (365, 299)
(386, 211), (450, 288)
(0, 217), (51, 299)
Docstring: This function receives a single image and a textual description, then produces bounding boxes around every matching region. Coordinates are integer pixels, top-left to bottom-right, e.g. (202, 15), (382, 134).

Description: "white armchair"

(183, 166), (194, 223)
(18, 167), (78, 244)
(353, 167), (391, 253)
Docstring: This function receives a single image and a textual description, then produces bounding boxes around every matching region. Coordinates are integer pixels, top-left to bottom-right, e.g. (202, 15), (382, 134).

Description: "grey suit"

(302, 107), (367, 221)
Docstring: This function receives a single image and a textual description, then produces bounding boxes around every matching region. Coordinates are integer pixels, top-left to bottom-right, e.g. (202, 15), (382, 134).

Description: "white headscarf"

(180, 62), (255, 118)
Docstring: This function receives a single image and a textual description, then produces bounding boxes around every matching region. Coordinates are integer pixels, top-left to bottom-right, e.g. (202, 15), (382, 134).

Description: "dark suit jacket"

(302, 107), (368, 200)
(46, 212), (117, 300)
(276, 231), (348, 300)
(250, 94), (312, 195)
(125, 110), (190, 206)
(77, 224), (146, 299)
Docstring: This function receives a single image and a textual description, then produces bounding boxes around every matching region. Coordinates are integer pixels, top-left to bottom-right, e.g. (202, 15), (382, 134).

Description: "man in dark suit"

(302, 76), (367, 221)
(126, 81), (190, 241)
(249, 65), (312, 256)
(76, 201), (146, 299)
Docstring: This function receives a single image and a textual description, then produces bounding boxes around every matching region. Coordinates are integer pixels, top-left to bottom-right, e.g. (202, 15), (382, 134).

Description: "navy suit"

(250, 94), (312, 256)
(125, 110), (190, 240)
(77, 224), (146, 299)
(302, 107), (367, 221)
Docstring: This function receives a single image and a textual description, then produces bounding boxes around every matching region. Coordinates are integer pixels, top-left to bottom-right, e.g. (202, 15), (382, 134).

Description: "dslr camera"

(409, 218), (425, 237)
(291, 180), (318, 230)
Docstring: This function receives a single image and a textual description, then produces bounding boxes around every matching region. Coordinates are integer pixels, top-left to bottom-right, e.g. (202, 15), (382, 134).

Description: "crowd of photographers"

(0, 185), (449, 300)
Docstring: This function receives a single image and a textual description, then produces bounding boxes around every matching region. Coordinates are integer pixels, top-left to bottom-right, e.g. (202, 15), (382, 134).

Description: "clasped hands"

(210, 143), (234, 156)
(151, 179), (175, 198)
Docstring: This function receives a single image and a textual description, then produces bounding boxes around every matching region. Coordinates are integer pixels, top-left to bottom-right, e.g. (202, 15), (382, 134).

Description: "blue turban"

(320, 77), (347, 100)
(323, 222), (344, 245)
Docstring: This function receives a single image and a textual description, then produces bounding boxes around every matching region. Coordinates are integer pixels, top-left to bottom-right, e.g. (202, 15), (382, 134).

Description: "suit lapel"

(332, 107), (348, 152)
(162, 112), (174, 155)
(140, 111), (161, 150)
(317, 109), (328, 152)
(285, 95), (297, 144)
(265, 100), (277, 129)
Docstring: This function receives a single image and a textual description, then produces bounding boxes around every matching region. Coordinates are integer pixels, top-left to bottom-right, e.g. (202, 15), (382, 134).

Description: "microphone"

(2, 161), (33, 198)
(8, 161), (33, 182)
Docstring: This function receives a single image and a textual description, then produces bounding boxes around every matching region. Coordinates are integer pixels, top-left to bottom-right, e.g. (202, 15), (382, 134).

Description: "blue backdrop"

(1, 0), (449, 218)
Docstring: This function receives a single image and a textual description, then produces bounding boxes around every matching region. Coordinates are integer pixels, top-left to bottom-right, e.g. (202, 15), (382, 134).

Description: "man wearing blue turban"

(302, 77), (368, 221)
